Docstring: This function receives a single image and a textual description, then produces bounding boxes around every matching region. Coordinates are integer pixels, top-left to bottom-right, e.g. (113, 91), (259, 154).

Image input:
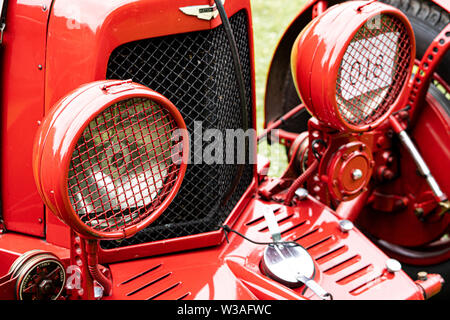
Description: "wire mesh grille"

(101, 10), (253, 247)
(68, 98), (182, 233)
(336, 14), (411, 126)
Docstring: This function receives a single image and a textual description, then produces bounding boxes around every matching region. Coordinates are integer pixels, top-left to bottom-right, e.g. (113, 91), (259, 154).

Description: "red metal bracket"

(408, 24), (450, 122)
(0, 272), (17, 300)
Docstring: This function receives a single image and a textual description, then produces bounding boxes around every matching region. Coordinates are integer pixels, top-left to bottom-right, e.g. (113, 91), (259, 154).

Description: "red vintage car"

(0, 0), (448, 301)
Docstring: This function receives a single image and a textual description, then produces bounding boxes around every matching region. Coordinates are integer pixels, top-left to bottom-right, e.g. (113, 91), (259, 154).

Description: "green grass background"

(251, 0), (307, 175)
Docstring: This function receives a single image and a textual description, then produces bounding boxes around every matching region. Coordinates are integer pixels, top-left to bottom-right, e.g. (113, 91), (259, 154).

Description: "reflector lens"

(336, 14), (411, 126)
(68, 97), (180, 232)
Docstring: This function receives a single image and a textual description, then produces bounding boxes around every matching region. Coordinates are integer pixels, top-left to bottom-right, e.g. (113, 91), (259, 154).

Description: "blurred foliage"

(251, 0), (306, 176)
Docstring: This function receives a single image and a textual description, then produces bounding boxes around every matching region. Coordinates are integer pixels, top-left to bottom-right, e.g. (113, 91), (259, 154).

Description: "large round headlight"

(33, 80), (189, 240)
(291, 1), (415, 132)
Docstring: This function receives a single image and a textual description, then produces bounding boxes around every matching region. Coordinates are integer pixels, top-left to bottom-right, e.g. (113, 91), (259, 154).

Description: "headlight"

(291, 0), (415, 132)
(33, 80), (189, 240)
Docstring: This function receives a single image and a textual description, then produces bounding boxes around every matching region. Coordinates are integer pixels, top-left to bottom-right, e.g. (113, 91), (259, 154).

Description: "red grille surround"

(33, 80), (189, 240)
(291, 1), (415, 132)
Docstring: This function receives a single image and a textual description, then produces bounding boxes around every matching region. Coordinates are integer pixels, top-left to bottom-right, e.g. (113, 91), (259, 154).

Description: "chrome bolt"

(352, 169), (363, 181)
(295, 188), (308, 200)
(339, 219), (353, 233)
(386, 259), (402, 273)
(417, 271), (428, 281)
(39, 279), (53, 294)
(94, 284), (104, 300)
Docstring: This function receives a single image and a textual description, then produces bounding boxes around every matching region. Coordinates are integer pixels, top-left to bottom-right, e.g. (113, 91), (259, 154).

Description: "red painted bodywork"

(103, 194), (423, 300)
(1, 0), (53, 238)
(0, 0), (447, 300)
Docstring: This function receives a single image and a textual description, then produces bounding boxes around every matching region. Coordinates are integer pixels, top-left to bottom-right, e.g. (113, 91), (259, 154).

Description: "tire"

(379, 0), (450, 299)
(380, 0), (450, 113)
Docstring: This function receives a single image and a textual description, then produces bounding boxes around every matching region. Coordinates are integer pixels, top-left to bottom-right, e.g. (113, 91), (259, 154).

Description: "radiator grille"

(102, 10), (254, 248)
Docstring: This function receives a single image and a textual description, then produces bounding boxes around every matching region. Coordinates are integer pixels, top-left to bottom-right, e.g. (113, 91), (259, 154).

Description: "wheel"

(370, 0), (450, 250)
(267, 0), (450, 295)
(376, 0), (450, 299)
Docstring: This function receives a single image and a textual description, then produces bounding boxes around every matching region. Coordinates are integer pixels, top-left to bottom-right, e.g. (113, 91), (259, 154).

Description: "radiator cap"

(261, 243), (315, 288)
